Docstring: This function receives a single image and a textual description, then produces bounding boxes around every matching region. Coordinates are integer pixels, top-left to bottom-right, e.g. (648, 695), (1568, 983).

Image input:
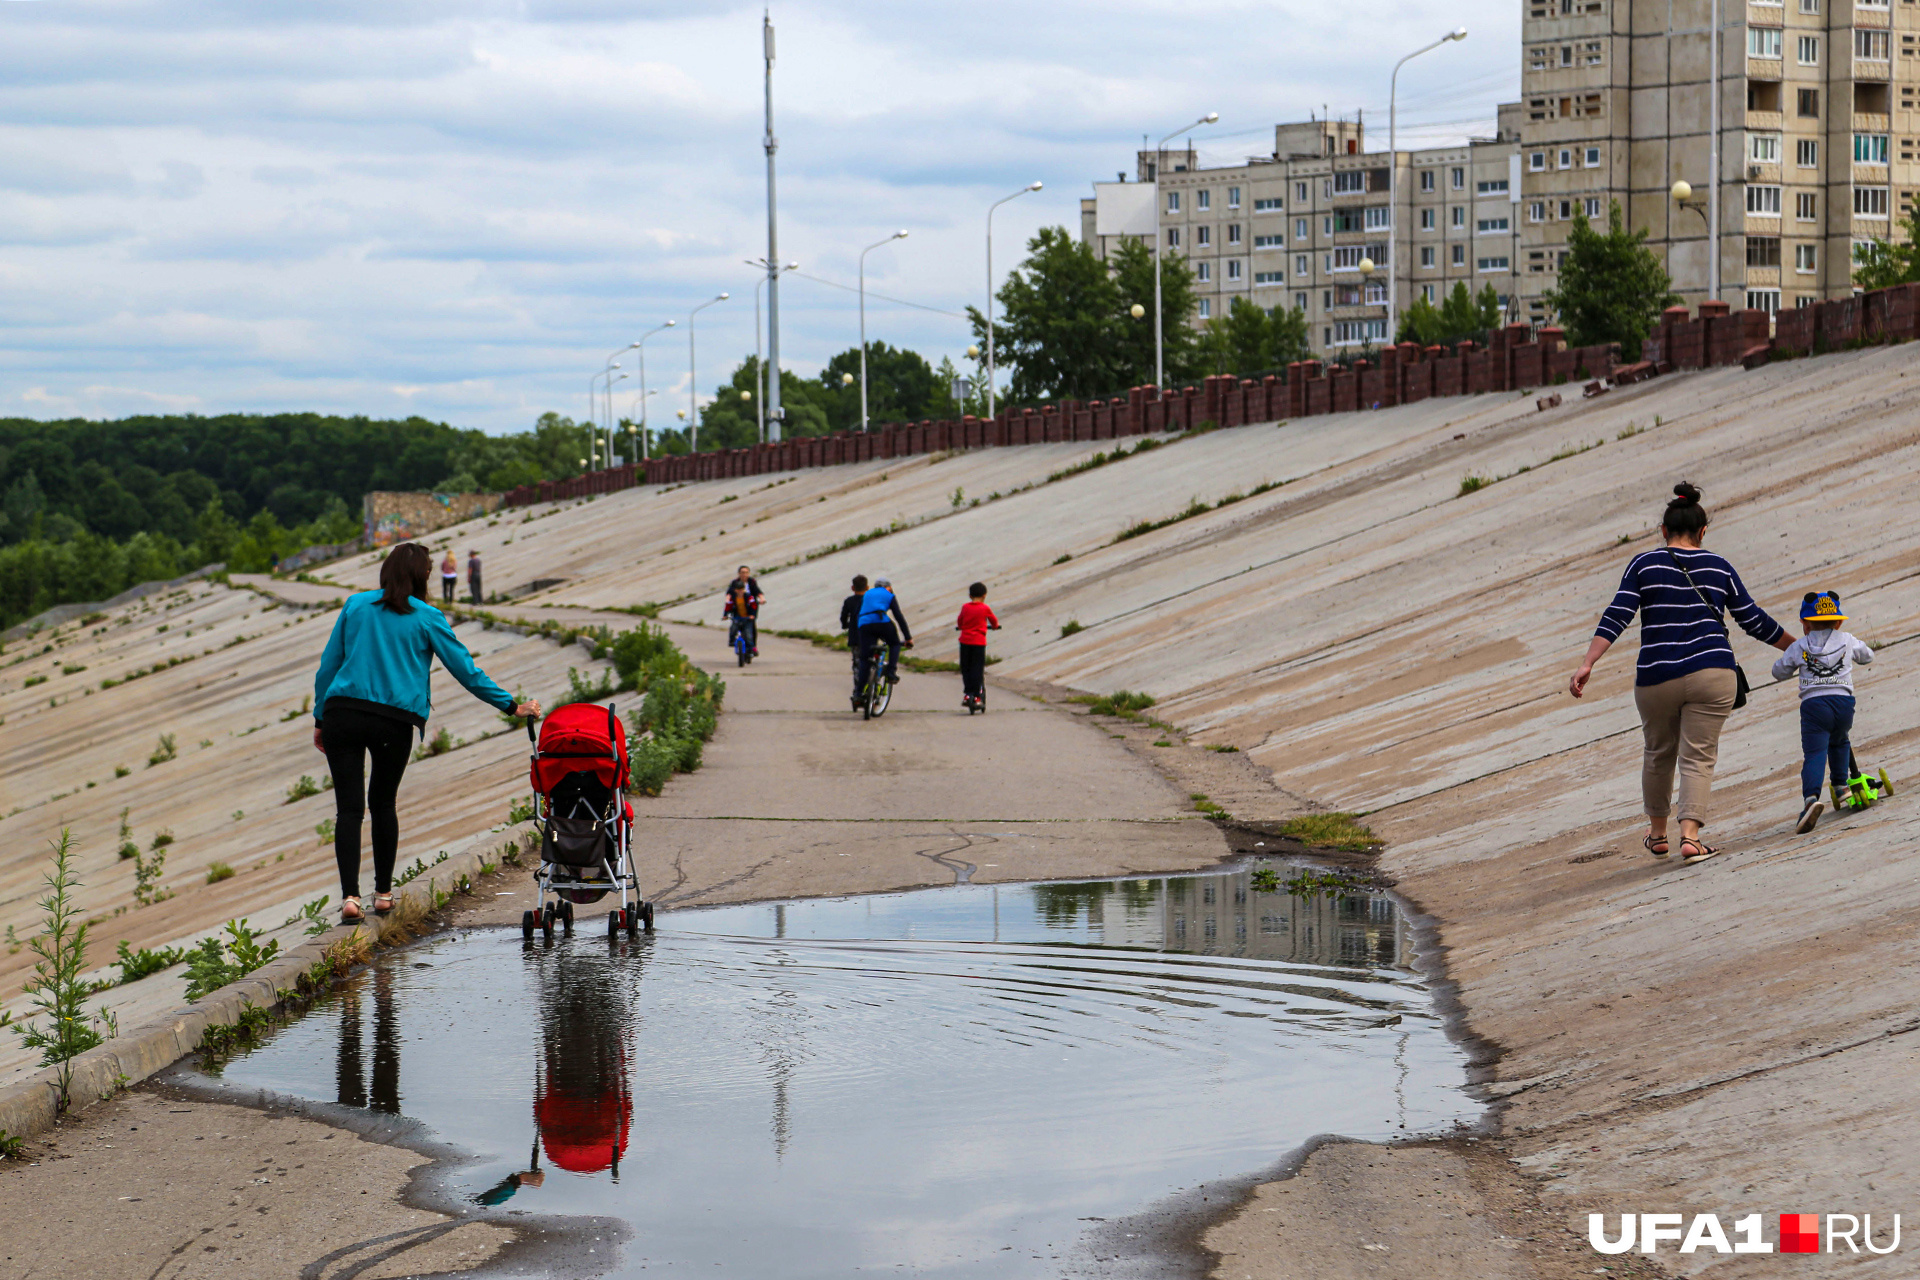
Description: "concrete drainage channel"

(167, 865), (1479, 1277)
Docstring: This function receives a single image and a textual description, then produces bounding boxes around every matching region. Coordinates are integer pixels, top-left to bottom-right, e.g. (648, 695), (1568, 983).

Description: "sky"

(0, 0), (1518, 437)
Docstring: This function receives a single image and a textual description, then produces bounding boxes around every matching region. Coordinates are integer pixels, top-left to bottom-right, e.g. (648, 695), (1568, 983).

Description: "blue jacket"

(314, 591), (515, 724)
(857, 587), (911, 640)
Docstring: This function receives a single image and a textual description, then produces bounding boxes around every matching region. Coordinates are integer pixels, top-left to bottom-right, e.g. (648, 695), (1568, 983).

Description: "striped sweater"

(1594, 548), (1785, 686)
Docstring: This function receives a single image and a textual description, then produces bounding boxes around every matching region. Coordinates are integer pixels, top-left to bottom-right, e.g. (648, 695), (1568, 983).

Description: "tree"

(1196, 297), (1312, 377)
(1541, 200), (1679, 360)
(1852, 208), (1920, 291)
(820, 343), (942, 429)
(1107, 237), (1201, 388)
(1398, 282), (1505, 347)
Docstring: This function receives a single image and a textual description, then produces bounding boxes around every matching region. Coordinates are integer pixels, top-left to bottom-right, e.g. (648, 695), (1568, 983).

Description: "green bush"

(114, 939), (186, 984)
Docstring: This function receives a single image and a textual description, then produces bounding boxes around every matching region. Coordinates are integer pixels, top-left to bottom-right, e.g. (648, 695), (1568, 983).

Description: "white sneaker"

(1795, 799), (1824, 834)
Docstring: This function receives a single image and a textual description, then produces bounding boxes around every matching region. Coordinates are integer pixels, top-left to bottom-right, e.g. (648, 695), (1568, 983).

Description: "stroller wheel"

(608, 909), (623, 939)
(541, 904), (556, 939)
(640, 902), (656, 934)
(560, 900), (575, 934)
(521, 909), (536, 940)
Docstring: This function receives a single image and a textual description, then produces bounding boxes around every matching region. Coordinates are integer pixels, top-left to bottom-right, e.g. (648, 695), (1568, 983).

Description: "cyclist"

(840, 574), (869, 703)
(854, 576), (912, 707)
(722, 564), (764, 657)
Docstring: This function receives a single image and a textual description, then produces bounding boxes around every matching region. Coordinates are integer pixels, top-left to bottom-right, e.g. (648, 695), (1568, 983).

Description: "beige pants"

(1635, 667), (1739, 825)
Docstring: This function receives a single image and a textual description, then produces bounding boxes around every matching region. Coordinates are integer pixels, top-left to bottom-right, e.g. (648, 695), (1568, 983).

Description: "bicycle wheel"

(870, 674), (892, 718)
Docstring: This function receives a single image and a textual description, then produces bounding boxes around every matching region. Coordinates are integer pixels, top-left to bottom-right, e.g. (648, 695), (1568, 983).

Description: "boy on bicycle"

(840, 575), (869, 705)
(855, 577), (912, 705)
(723, 564), (764, 656)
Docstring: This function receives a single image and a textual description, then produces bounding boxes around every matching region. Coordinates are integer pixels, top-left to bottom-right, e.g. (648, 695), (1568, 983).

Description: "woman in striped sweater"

(1568, 483), (1792, 865)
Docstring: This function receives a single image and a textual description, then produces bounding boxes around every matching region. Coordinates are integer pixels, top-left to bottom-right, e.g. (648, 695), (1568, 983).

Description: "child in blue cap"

(1772, 590), (1875, 832)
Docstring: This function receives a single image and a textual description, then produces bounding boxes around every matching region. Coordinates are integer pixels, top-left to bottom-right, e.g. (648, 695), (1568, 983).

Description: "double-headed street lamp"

(1388, 29), (1468, 333)
(632, 321), (675, 461)
(1152, 113), (1218, 391)
(986, 182), (1043, 418)
(686, 293), (729, 453)
(746, 259), (798, 443)
(859, 230), (909, 431)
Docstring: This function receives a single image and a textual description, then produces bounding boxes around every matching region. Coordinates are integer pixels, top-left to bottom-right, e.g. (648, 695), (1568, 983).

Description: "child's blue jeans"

(1800, 694), (1856, 800)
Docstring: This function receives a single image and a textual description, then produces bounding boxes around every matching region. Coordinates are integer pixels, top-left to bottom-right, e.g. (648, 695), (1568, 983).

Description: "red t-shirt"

(956, 601), (999, 646)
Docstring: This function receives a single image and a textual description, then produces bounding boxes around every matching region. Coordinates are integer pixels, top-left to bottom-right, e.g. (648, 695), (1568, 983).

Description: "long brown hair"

(379, 543), (431, 613)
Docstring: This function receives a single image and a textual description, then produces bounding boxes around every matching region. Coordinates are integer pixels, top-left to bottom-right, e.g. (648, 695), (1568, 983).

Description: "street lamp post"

(687, 293), (729, 454)
(747, 259), (798, 444)
(763, 12), (785, 441)
(1389, 30), (1468, 337)
(1152, 114), (1218, 393)
(986, 181), (1043, 419)
(633, 321), (675, 461)
(600, 343), (638, 470)
(859, 230), (909, 432)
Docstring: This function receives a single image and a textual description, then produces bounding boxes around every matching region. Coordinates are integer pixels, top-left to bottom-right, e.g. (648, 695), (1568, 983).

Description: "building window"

(1559, 148), (1573, 168)
(1476, 179), (1510, 195)
(1420, 246), (1436, 266)
(1796, 191), (1818, 220)
(1451, 243), (1466, 265)
(1324, 215), (1334, 234)
(1747, 289), (1781, 314)
(1364, 205), (1391, 229)
(1333, 171), (1367, 194)
(1449, 206), (1464, 228)
(1197, 298), (1211, 318)
(1558, 198), (1573, 219)
(1294, 292), (1308, 310)
(1330, 246), (1365, 271)
(1856, 186), (1891, 217)
(1331, 319), (1388, 345)
(1253, 270), (1285, 285)
(1253, 233), (1282, 248)
(1530, 152), (1546, 171)
(1420, 208), (1435, 229)
(1227, 223), (1242, 245)
(1420, 170), (1435, 191)
(1747, 236), (1781, 266)
(1477, 216), (1510, 233)
(1254, 196), (1283, 211)
(1295, 217), (1309, 239)
(1800, 0), (1820, 11)
(1197, 260), (1212, 281)
(1295, 254), (1309, 275)
(1167, 191), (1180, 213)
(1797, 138), (1819, 167)
(1856, 29), (1890, 60)
(1295, 181), (1308, 202)
(1200, 190), (1214, 211)
(1751, 133), (1782, 163)
(1797, 88), (1819, 117)
(1747, 185), (1783, 214)
(1421, 283), (1436, 302)
(1854, 133), (1890, 164)
(1167, 227), (1181, 247)
(1226, 259), (1242, 281)
(1798, 35), (1820, 63)
(1584, 146), (1601, 166)
(1197, 225), (1211, 246)
(1477, 256), (1511, 272)
(1451, 166), (1465, 189)
(1584, 197), (1603, 217)
(1529, 201), (1547, 222)
(1796, 243), (1818, 271)
(1749, 27), (1783, 58)
(1227, 186), (1241, 209)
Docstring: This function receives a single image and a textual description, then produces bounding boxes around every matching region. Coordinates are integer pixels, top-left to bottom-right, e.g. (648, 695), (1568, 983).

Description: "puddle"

(198, 868), (1475, 1276)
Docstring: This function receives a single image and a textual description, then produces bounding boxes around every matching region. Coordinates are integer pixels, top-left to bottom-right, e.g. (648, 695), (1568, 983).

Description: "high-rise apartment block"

(1080, 0), (1916, 359)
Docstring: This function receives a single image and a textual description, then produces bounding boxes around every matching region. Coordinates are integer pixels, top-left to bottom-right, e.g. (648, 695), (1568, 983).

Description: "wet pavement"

(195, 868), (1475, 1277)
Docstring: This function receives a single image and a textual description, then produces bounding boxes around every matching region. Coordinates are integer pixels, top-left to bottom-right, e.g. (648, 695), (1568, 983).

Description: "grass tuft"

(1276, 812), (1379, 850)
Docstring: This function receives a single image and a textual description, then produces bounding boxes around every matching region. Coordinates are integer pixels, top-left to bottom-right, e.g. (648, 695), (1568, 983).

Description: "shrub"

(1060, 620), (1084, 638)
(1086, 689), (1156, 717)
(115, 939), (186, 984)
(1458, 475), (1491, 496)
(412, 726), (456, 761)
(16, 833), (115, 1101)
(205, 862), (235, 884)
(1277, 812), (1379, 850)
(182, 919), (281, 1002)
(285, 775), (323, 803)
(146, 733), (177, 767)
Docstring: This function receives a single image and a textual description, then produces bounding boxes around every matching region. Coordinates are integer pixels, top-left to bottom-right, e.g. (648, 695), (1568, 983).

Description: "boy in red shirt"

(955, 582), (1000, 711)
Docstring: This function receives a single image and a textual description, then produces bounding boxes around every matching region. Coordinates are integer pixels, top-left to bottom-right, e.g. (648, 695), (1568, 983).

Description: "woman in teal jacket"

(313, 543), (540, 920)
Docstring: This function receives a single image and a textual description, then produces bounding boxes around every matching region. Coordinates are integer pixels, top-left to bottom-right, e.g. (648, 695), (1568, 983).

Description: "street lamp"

(1152, 114), (1218, 392)
(588, 366), (625, 470)
(687, 293), (730, 453)
(859, 230), (909, 431)
(986, 181), (1043, 419)
(599, 343), (639, 469)
(1389, 30), (1467, 337)
(634, 321), (675, 461)
(746, 259), (799, 444)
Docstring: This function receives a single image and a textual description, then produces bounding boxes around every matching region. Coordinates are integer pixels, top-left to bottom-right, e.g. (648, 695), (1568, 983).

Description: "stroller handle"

(525, 715), (538, 746)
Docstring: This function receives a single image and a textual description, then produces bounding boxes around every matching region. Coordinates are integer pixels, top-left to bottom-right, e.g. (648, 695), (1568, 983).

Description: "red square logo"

(1781, 1213), (1821, 1254)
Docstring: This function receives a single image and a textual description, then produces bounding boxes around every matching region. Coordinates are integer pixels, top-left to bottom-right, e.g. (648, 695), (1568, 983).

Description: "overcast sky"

(0, 0), (1516, 435)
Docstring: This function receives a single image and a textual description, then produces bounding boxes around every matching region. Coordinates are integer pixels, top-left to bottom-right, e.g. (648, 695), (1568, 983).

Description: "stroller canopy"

(532, 702), (629, 794)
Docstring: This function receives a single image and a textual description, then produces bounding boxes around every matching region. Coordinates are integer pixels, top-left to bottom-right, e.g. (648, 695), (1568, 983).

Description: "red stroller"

(523, 703), (653, 940)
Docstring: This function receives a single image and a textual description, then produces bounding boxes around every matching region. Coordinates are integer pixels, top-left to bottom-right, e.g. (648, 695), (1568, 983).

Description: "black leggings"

(322, 705), (415, 898)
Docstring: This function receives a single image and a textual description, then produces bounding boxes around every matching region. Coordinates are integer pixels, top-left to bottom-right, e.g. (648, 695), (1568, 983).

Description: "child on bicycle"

(955, 582), (1000, 711)
(840, 575), (869, 705)
(854, 577), (912, 706)
(1771, 589), (1875, 833)
(723, 564), (764, 656)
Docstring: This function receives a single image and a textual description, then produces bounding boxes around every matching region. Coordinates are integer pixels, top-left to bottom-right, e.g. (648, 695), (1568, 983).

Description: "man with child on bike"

(853, 576), (912, 709)
(723, 564), (764, 657)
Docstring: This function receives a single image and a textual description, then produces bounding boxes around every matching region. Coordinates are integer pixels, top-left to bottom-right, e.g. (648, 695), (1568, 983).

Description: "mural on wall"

(363, 491), (506, 548)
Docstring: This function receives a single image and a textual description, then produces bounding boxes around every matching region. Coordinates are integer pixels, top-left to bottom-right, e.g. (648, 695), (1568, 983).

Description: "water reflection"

(216, 867), (1471, 1279)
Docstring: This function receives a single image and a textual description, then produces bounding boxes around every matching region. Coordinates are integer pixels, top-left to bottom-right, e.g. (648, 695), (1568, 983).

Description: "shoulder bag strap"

(1664, 548), (1730, 638)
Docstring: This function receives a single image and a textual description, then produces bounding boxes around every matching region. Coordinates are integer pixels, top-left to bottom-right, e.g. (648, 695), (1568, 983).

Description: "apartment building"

(1081, 0), (1919, 358)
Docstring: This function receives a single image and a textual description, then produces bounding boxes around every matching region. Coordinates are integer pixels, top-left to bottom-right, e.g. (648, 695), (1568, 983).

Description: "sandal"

(373, 892), (394, 915)
(1679, 838), (1720, 865)
(341, 895), (363, 922)
(1643, 833), (1670, 858)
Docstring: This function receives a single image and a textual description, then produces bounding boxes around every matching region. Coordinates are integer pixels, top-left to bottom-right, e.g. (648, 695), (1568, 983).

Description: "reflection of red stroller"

(523, 704), (653, 939)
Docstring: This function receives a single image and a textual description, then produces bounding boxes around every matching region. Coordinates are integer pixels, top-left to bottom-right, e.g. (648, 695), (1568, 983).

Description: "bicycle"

(729, 615), (754, 667)
(856, 636), (910, 720)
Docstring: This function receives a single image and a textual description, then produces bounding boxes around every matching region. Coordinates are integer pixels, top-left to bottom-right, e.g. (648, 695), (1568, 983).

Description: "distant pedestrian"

(440, 550), (458, 606)
(313, 543), (540, 921)
(954, 582), (1000, 712)
(1568, 483), (1792, 864)
(467, 549), (483, 605)
(1772, 590), (1875, 833)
